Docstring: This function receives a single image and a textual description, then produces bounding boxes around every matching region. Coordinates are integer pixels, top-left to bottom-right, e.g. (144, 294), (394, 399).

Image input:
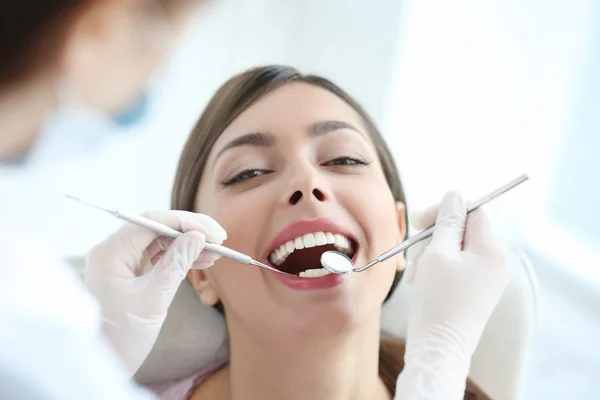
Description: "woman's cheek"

(354, 178), (397, 220)
(355, 182), (399, 250)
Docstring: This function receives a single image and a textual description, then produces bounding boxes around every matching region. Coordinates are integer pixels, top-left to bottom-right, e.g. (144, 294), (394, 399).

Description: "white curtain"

(382, 0), (600, 281)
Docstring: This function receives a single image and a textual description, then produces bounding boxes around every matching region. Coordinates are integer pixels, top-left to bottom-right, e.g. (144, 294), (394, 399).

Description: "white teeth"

(325, 232), (335, 244)
(303, 233), (316, 248)
(314, 232), (327, 245)
(298, 268), (332, 278)
(285, 241), (295, 253)
(268, 231), (354, 266)
(333, 234), (344, 247)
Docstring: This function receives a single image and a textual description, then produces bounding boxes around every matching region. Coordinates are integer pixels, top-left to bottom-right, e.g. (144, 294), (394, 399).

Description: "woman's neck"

(0, 76), (55, 160)
(225, 315), (391, 400)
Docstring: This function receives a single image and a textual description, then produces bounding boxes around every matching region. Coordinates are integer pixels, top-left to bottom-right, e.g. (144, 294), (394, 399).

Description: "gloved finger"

(146, 237), (172, 262)
(404, 238), (428, 285)
(91, 211), (227, 271)
(410, 198), (477, 231)
(150, 250), (165, 266)
(141, 210), (227, 245)
(409, 203), (439, 231)
(463, 209), (505, 260)
(192, 251), (221, 270)
(149, 230), (207, 287)
(150, 237), (221, 269)
(406, 238), (428, 267)
(157, 236), (171, 252)
(429, 190), (467, 253)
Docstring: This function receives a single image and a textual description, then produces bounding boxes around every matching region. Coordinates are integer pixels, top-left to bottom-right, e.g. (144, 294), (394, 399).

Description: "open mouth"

(268, 232), (357, 278)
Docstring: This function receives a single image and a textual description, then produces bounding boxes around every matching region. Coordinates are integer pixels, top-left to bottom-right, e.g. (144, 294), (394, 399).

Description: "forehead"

(211, 82), (369, 151)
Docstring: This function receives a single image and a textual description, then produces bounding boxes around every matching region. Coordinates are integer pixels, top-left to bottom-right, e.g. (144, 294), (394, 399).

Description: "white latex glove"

(85, 211), (227, 377)
(395, 191), (511, 400)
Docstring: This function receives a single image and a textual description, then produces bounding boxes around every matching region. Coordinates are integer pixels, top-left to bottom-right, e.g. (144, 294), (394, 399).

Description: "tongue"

(277, 244), (336, 275)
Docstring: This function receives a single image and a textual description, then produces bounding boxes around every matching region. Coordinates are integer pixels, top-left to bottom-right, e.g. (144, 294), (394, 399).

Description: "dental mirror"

(320, 251), (354, 274)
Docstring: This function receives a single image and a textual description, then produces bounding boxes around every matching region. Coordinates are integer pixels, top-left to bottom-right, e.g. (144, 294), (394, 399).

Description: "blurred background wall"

(2, 0), (598, 397)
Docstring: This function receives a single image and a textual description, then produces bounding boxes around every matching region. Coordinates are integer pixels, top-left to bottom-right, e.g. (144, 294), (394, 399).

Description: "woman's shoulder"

(145, 363), (228, 400)
(189, 365), (229, 400)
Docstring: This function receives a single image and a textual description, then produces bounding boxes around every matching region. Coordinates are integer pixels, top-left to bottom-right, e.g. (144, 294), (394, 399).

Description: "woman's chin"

(282, 297), (380, 340)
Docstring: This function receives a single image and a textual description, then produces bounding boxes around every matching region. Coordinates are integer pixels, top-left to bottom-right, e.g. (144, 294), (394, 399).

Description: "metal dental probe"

(66, 195), (294, 276)
(320, 173), (530, 274)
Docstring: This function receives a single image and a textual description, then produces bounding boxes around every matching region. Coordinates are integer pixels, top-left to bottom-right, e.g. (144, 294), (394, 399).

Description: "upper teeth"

(269, 232), (352, 266)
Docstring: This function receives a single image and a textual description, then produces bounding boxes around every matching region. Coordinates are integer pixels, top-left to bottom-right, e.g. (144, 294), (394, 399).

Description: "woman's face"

(191, 83), (406, 340)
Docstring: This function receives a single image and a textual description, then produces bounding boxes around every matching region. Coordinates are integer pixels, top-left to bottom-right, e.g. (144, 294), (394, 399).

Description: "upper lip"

(261, 217), (358, 263)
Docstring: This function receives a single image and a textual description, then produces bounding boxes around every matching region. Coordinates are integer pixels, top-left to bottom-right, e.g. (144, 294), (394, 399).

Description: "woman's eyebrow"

(214, 132), (275, 166)
(213, 120), (364, 166)
(307, 120), (362, 137)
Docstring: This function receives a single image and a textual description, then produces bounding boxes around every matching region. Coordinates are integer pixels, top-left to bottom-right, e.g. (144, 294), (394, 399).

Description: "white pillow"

(134, 280), (229, 385)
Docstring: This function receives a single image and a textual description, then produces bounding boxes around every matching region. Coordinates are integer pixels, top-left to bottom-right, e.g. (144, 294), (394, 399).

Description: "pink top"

(146, 362), (227, 400)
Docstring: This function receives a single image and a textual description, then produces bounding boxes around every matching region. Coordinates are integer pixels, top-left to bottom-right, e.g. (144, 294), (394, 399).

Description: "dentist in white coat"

(0, 1), (511, 399)
(0, 1), (219, 399)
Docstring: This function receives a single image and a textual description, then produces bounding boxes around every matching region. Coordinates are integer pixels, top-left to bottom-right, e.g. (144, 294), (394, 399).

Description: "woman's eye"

(222, 169), (268, 186)
(324, 156), (369, 166)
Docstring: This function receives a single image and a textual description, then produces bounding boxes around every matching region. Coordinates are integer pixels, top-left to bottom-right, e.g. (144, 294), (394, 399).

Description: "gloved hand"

(395, 191), (511, 400)
(84, 211), (227, 377)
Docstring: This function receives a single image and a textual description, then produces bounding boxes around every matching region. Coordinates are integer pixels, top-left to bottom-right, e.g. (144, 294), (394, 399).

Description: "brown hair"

(0, 1), (84, 87)
(171, 65), (490, 399)
(0, 0), (194, 88)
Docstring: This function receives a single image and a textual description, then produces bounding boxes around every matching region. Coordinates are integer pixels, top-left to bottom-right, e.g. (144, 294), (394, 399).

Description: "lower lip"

(270, 251), (358, 291)
(273, 271), (352, 290)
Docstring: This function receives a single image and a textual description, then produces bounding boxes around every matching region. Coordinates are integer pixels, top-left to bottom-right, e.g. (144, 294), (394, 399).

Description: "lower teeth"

(298, 268), (331, 278)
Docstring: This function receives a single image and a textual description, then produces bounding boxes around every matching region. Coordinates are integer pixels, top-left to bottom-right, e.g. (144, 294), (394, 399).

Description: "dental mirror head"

(320, 250), (354, 274)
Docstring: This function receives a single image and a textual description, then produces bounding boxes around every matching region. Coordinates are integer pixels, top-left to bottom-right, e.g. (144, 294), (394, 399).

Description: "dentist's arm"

(395, 191), (511, 399)
(85, 211), (227, 377)
(0, 320), (156, 400)
(0, 237), (154, 400)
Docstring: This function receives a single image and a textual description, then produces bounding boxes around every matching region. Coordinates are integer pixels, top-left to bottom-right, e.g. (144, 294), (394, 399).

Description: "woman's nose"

(288, 187), (328, 205)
